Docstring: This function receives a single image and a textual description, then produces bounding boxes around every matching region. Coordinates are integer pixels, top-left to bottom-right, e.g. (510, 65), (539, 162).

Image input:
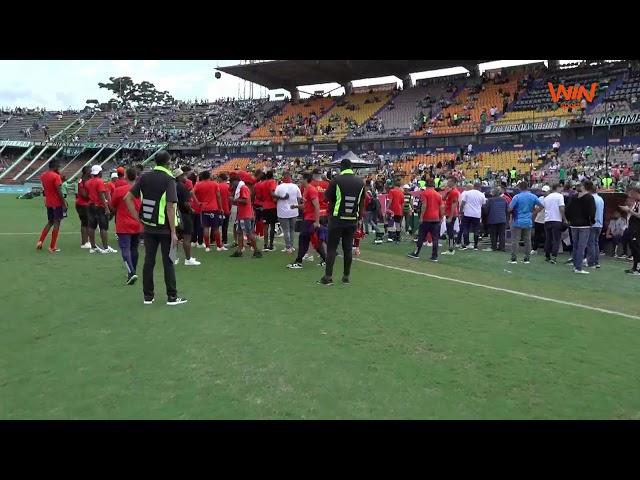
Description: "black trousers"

(415, 221), (441, 259)
(221, 214), (230, 245)
(325, 223), (357, 278)
(630, 231), (640, 271)
(488, 223), (506, 251)
(192, 213), (203, 245)
(143, 232), (177, 300)
(532, 223), (546, 251)
(544, 221), (563, 259)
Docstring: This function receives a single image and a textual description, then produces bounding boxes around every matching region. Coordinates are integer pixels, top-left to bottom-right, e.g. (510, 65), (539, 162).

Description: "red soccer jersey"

(193, 180), (220, 212)
(303, 184), (319, 221)
(253, 180), (265, 208)
(443, 187), (460, 217)
(85, 177), (108, 206)
(41, 170), (63, 208)
(114, 178), (128, 188)
(110, 184), (142, 234)
(75, 178), (90, 207)
(107, 182), (116, 198)
(218, 181), (230, 214)
(184, 179), (194, 190)
(311, 179), (330, 216)
(420, 188), (443, 221)
(236, 184), (253, 220)
(388, 187), (404, 216)
(261, 179), (277, 210)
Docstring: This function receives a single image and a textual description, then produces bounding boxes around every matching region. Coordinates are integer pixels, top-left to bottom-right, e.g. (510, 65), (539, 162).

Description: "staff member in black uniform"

(318, 158), (365, 285)
(124, 151), (187, 306)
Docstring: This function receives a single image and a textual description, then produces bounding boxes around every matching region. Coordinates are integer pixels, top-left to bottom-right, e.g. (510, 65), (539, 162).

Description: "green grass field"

(1, 194), (640, 419)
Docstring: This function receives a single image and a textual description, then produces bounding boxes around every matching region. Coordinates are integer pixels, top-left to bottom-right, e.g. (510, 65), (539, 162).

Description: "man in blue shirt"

(586, 182), (605, 268)
(508, 181), (544, 264)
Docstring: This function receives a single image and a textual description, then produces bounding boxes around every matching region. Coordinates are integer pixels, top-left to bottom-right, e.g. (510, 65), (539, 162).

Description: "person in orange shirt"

(387, 180), (405, 243)
(217, 172), (231, 246)
(193, 170), (223, 252)
(407, 178), (444, 261)
(37, 159), (67, 253)
(258, 170), (278, 251)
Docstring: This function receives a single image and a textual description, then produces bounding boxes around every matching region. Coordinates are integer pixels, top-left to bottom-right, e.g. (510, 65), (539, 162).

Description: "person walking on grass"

(407, 179), (444, 262)
(565, 180), (596, 275)
(542, 183), (567, 265)
(37, 159), (67, 253)
(174, 168), (201, 266)
(274, 171), (301, 253)
(110, 167), (143, 285)
(459, 182), (486, 250)
(483, 187), (508, 252)
(229, 173), (262, 259)
(586, 182), (604, 269)
(124, 150), (187, 305)
(508, 181), (544, 264)
(441, 177), (460, 256)
(619, 185), (640, 275)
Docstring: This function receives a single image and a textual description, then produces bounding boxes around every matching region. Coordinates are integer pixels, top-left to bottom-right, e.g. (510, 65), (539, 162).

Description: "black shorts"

(47, 207), (64, 222)
(76, 204), (89, 227)
(262, 208), (277, 224)
(88, 204), (109, 231)
(254, 207), (263, 222)
(319, 216), (329, 227)
(393, 215), (403, 223)
(178, 211), (193, 235)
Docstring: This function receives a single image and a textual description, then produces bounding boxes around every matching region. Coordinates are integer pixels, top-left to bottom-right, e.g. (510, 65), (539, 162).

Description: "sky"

(0, 59), (578, 110)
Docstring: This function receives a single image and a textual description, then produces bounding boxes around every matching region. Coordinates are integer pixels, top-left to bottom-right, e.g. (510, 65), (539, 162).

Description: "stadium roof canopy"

(217, 60), (498, 91)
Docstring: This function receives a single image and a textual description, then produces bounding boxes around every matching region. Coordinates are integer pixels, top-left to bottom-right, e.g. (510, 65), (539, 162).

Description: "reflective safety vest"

(434, 176), (441, 188)
(602, 177), (613, 189)
(331, 169), (365, 223)
(140, 165), (180, 228)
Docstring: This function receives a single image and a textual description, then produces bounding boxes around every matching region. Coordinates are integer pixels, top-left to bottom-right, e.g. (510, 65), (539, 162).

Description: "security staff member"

(318, 158), (365, 285)
(124, 151), (187, 306)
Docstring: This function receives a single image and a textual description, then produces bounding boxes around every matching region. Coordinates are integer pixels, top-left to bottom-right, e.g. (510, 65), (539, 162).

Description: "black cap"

(312, 167), (322, 175)
(340, 158), (352, 171)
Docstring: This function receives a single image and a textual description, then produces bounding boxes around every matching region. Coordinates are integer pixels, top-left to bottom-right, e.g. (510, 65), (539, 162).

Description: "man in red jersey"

(407, 178), (444, 261)
(258, 170), (278, 251)
(441, 177), (460, 256)
(188, 170), (204, 248)
(37, 159), (67, 253)
(287, 172), (327, 269)
(229, 173), (261, 258)
(85, 164), (117, 254)
(217, 172), (231, 247)
(107, 172), (118, 199)
(193, 170), (223, 252)
(113, 166), (129, 188)
(110, 167), (143, 284)
(252, 170), (266, 239)
(387, 179), (405, 243)
(75, 165), (92, 249)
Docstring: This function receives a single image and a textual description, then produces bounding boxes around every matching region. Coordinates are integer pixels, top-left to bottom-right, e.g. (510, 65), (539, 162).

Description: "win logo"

(548, 82), (597, 107)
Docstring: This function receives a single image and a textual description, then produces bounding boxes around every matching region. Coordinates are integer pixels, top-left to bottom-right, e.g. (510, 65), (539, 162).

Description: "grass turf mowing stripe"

(356, 258), (640, 322)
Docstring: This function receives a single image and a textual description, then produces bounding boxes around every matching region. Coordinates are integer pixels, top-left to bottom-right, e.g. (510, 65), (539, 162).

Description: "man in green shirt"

(60, 175), (69, 199)
(559, 167), (566, 184)
(602, 173), (613, 189)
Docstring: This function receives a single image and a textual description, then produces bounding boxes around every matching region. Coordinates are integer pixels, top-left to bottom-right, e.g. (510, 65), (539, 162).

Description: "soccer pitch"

(1, 195), (640, 419)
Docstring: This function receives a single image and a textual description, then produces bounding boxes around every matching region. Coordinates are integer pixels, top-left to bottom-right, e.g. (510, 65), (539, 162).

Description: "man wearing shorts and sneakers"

(174, 168), (201, 266)
(75, 165), (92, 249)
(85, 164), (117, 254)
(37, 159), (67, 253)
(229, 173), (262, 259)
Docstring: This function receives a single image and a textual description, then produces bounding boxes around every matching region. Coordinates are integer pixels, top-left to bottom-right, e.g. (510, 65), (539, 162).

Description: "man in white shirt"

(459, 182), (486, 250)
(274, 171), (302, 253)
(542, 183), (566, 264)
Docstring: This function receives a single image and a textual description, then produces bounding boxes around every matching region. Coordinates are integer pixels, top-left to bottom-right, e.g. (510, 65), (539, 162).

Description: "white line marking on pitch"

(356, 258), (640, 321)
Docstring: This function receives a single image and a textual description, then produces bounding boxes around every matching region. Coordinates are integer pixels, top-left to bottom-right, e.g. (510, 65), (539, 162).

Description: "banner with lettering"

(484, 120), (567, 133)
(592, 113), (640, 127)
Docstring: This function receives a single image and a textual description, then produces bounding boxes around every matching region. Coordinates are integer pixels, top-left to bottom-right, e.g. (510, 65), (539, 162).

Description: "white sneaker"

(216, 246), (228, 252)
(574, 269), (589, 274)
(303, 254), (314, 262)
(205, 247), (211, 253)
(174, 258), (180, 265)
(197, 243), (205, 249)
(281, 248), (289, 252)
(191, 242), (197, 247)
(89, 247), (102, 254)
(184, 257), (201, 266)
(426, 242), (433, 247)
(441, 250), (455, 255)
(483, 248), (494, 252)
(530, 250), (537, 255)
(80, 242), (92, 249)
(105, 246), (118, 254)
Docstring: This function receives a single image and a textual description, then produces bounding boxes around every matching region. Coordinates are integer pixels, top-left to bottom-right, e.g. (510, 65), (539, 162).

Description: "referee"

(318, 158), (365, 285)
(124, 151), (187, 306)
